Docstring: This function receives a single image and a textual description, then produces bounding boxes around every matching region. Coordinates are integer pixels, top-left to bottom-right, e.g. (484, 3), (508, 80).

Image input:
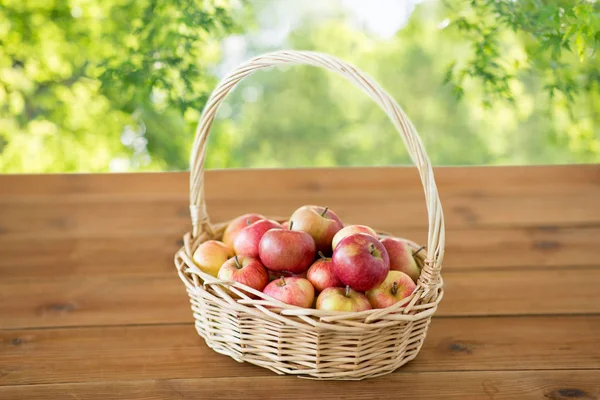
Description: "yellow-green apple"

(289, 205), (343, 255)
(316, 286), (372, 312)
(307, 251), (343, 292)
(366, 271), (416, 309)
(332, 233), (390, 291)
(380, 237), (421, 283)
(331, 225), (378, 250)
(221, 213), (265, 248)
(192, 240), (234, 277)
(262, 276), (315, 308)
(233, 219), (282, 258)
(217, 255), (269, 293)
(258, 224), (316, 273)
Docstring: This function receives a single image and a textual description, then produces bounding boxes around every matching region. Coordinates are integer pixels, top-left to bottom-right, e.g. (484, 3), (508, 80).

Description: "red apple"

(221, 213), (265, 248)
(331, 225), (378, 250)
(268, 270), (307, 282)
(218, 255), (269, 293)
(366, 271), (416, 309)
(316, 286), (372, 312)
(381, 237), (422, 283)
(280, 220), (290, 229)
(233, 219), (282, 258)
(192, 240), (234, 277)
(307, 251), (343, 292)
(332, 233), (389, 291)
(289, 205), (343, 255)
(262, 276), (315, 308)
(258, 226), (316, 274)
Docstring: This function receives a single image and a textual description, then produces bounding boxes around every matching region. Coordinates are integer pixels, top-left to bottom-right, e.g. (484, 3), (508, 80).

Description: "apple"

(192, 240), (234, 277)
(280, 220), (290, 229)
(331, 225), (378, 250)
(316, 286), (372, 312)
(366, 271), (417, 309)
(262, 276), (315, 308)
(258, 223), (316, 274)
(289, 205), (343, 254)
(332, 233), (389, 291)
(268, 269), (307, 282)
(307, 251), (343, 292)
(380, 237), (422, 283)
(217, 255), (269, 293)
(233, 219), (282, 258)
(221, 213), (265, 248)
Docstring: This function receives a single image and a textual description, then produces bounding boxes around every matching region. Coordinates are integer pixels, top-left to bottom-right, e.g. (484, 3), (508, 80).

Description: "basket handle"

(189, 50), (445, 290)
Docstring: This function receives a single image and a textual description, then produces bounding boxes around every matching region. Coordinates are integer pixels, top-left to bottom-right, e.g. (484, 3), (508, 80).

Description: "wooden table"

(1, 165), (599, 399)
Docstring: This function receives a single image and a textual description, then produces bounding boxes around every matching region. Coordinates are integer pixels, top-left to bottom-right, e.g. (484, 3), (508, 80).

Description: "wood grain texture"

(1, 165), (599, 234)
(0, 276), (191, 329)
(3, 165), (599, 200)
(1, 371), (599, 400)
(1, 166), (600, 395)
(2, 268), (600, 329)
(0, 200), (189, 238)
(0, 232), (183, 278)
(437, 268), (600, 316)
(1, 317), (598, 386)
(1, 226), (598, 280)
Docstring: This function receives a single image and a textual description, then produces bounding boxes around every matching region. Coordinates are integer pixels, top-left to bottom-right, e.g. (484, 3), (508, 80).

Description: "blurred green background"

(1, 0), (598, 173)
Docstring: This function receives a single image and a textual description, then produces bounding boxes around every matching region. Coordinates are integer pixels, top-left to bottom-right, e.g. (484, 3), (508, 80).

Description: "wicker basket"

(174, 50), (445, 380)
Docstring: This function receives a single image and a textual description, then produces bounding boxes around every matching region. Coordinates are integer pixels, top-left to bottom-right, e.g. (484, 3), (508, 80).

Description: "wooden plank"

(1, 166), (599, 233)
(1, 317), (598, 385)
(1, 226), (598, 280)
(2, 269), (600, 329)
(2, 165), (599, 198)
(0, 232), (184, 279)
(0, 172), (188, 198)
(0, 324), (268, 385)
(437, 268), (600, 317)
(0, 275), (191, 329)
(3, 194), (600, 235)
(438, 226), (600, 270)
(0, 200), (189, 238)
(1, 371), (599, 400)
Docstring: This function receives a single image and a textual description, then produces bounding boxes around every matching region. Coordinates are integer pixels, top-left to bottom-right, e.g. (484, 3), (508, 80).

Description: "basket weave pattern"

(175, 51), (445, 380)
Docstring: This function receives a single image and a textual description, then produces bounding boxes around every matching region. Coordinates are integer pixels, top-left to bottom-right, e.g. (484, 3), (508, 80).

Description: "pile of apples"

(192, 205), (423, 312)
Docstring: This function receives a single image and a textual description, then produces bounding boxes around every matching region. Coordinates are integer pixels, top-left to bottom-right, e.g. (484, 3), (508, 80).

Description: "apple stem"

(318, 251), (327, 260)
(320, 207), (329, 217)
(345, 285), (351, 297)
(280, 276), (286, 286)
(369, 243), (376, 256)
(234, 255), (242, 269)
(391, 281), (398, 295)
(289, 221), (294, 230)
(412, 246), (426, 258)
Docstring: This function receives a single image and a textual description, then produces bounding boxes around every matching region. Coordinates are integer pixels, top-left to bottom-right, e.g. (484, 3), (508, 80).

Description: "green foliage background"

(1, 0), (598, 173)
